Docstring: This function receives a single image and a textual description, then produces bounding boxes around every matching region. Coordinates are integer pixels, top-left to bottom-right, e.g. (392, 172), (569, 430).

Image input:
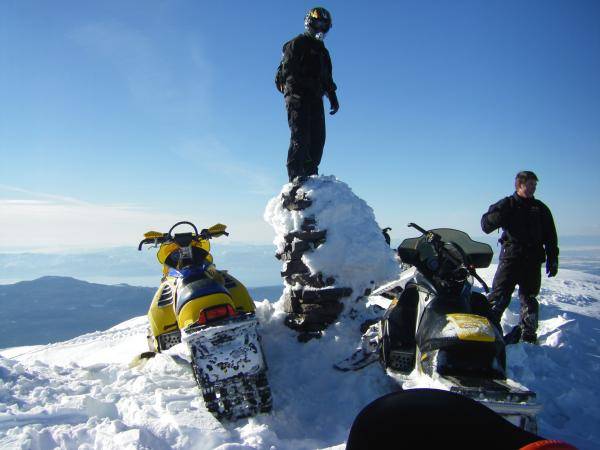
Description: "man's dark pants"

(488, 256), (541, 340)
(285, 93), (325, 182)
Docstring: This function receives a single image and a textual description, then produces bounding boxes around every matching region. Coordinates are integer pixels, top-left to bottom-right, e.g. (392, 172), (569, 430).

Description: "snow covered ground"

(1, 177), (598, 449)
(1, 264), (599, 449)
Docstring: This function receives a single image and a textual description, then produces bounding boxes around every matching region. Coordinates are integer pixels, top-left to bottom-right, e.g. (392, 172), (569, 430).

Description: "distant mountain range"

(0, 276), (282, 348)
(0, 243), (283, 287)
(2, 237), (599, 287)
(1, 240), (598, 349)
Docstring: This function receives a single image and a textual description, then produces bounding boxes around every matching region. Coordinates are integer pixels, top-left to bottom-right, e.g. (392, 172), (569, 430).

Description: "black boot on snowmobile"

(504, 325), (523, 345)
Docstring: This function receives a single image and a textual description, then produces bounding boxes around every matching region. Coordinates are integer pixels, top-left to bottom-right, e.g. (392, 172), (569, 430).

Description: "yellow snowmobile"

(138, 221), (272, 421)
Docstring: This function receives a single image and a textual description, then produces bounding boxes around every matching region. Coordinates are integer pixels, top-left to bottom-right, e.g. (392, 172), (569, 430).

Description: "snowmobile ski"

(334, 323), (380, 371)
(445, 376), (537, 404)
(334, 348), (379, 371)
(444, 376), (541, 432)
(128, 351), (157, 368)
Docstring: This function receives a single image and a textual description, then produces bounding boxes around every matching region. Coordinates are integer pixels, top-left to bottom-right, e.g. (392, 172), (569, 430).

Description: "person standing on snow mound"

(481, 171), (559, 344)
(275, 7), (339, 183)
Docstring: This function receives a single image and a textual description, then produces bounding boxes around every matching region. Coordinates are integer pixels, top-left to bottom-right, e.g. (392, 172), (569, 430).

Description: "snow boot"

(504, 325), (522, 345)
(521, 331), (538, 344)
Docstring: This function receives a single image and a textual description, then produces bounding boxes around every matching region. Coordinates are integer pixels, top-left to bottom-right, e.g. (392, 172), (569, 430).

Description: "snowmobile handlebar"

(137, 222), (229, 251)
(407, 222), (490, 292)
(407, 223), (442, 244)
(468, 268), (490, 293)
(407, 222), (428, 234)
(168, 221), (199, 237)
(138, 234), (169, 251)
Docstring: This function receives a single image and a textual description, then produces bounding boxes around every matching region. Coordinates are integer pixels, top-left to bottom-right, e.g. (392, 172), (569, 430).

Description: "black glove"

(546, 259), (558, 277)
(200, 228), (211, 240)
(328, 91), (339, 115)
(275, 67), (285, 93)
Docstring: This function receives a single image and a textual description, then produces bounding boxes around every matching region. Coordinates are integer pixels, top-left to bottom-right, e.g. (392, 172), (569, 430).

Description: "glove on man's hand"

(546, 260), (558, 278)
(328, 91), (339, 115)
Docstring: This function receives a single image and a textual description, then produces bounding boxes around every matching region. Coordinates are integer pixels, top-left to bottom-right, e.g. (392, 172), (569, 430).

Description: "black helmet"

(305, 7), (332, 40)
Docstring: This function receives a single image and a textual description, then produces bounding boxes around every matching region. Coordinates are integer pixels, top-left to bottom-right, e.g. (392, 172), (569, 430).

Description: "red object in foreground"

(521, 440), (578, 450)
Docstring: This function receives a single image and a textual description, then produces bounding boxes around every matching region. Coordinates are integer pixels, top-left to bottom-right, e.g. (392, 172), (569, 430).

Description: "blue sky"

(1, 1), (599, 250)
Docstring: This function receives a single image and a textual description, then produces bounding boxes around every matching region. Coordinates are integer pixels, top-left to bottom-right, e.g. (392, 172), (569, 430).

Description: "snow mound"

(264, 175), (400, 302)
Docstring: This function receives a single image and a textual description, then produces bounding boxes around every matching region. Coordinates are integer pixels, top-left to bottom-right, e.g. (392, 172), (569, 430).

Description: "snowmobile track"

(193, 363), (272, 421)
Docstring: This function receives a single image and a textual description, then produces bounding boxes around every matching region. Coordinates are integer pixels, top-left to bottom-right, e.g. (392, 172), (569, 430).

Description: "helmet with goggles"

(304, 7), (332, 40)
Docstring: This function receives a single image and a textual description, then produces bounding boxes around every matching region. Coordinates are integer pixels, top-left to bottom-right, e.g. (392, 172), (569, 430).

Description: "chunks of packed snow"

(264, 175), (400, 300)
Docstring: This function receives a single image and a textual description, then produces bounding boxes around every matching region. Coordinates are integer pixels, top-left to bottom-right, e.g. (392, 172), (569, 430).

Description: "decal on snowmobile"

(162, 322), (177, 331)
(446, 314), (496, 343)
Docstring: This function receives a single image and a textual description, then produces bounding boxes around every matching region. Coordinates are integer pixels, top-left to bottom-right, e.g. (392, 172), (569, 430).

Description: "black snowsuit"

(275, 33), (337, 182)
(481, 193), (559, 340)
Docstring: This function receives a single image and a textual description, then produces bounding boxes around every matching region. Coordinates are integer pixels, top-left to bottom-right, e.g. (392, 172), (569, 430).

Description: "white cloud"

(0, 185), (276, 251)
(0, 185), (178, 250)
(173, 136), (278, 195)
(0, 185), (90, 206)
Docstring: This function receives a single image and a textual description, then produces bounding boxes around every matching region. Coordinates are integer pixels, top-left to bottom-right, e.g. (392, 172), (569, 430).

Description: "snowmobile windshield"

(168, 264), (210, 279)
(399, 228), (493, 269)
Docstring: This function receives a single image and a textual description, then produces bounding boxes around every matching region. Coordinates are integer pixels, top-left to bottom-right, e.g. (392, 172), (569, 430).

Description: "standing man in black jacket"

(275, 7), (339, 183)
(481, 171), (559, 343)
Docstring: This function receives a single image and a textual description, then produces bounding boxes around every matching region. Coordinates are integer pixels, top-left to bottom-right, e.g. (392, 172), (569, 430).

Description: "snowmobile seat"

(387, 284), (418, 349)
(176, 277), (231, 315)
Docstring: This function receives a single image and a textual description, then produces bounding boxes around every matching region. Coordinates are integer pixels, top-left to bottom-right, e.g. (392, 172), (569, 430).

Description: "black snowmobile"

(336, 223), (541, 432)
